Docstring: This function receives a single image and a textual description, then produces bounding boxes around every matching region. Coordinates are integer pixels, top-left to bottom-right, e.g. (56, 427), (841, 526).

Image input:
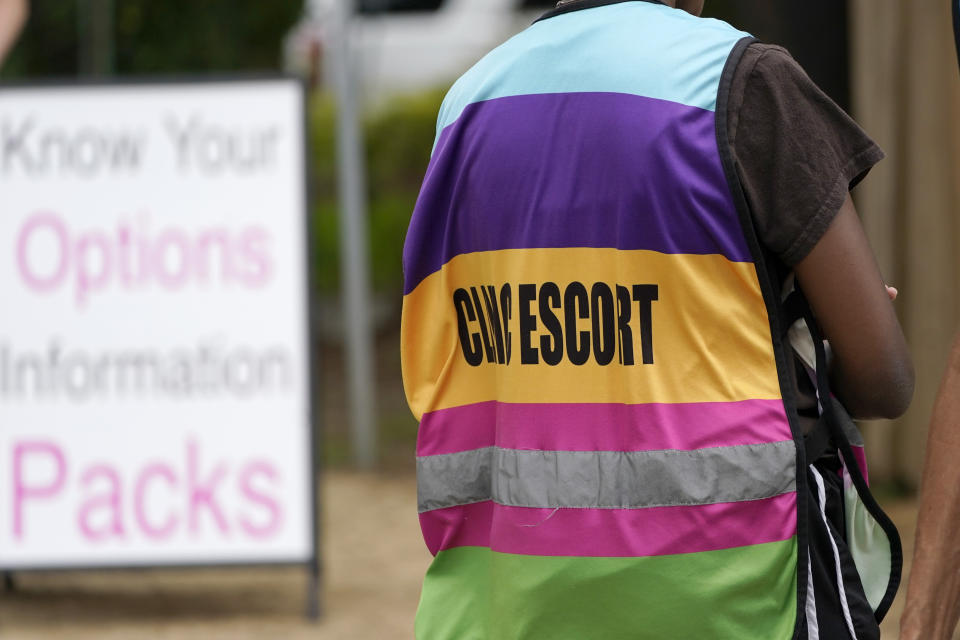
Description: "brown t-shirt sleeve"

(726, 43), (885, 266)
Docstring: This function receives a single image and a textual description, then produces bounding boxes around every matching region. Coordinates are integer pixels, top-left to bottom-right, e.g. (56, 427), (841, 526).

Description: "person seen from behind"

(401, 0), (914, 637)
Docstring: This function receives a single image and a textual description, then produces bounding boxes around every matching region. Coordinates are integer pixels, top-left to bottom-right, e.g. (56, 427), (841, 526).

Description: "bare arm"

(0, 0), (27, 65)
(793, 192), (914, 419)
(899, 332), (960, 640)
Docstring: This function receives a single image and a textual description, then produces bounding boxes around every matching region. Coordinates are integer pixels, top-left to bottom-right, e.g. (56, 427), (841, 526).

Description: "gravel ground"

(0, 472), (928, 639)
(0, 472), (430, 640)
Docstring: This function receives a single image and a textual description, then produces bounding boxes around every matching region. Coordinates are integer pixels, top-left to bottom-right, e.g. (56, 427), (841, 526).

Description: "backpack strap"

(802, 411), (833, 465)
(780, 288), (808, 339)
(780, 286), (833, 462)
(790, 285), (903, 623)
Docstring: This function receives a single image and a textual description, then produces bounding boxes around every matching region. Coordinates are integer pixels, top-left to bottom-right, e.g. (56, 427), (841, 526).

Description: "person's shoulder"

(737, 42), (810, 83)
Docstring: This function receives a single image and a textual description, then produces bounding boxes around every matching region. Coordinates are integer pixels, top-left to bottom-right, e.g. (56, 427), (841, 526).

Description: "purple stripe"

(419, 494), (797, 558)
(416, 400), (793, 457)
(403, 92), (751, 294)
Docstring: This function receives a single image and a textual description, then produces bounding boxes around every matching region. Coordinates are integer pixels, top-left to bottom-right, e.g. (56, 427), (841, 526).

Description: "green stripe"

(416, 540), (797, 640)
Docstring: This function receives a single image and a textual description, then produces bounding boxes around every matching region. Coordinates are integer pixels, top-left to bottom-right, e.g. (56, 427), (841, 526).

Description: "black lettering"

(38, 130), (69, 175)
(481, 286), (506, 364)
(518, 284), (539, 364)
(616, 285), (634, 365)
(633, 284), (659, 365)
(500, 284), (512, 365)
(165, 116), (196, 170)
(2, 118), (34, 173)
(538, 282), (563, 366)
(564, 282), (590, 366)
(453, 288), (483, 366)
(108, 133), (146, 171)
(591, 283), (615, 366)
(469, 287), (496, 363)
(69, 128), (104, 177)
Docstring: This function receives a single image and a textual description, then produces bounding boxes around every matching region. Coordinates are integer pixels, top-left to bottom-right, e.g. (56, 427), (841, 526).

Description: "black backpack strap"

(780, 288), (808, 339)
(793, 286), (903, 623)
(802, 413), (832, 464)
(779, 287), (832, 462)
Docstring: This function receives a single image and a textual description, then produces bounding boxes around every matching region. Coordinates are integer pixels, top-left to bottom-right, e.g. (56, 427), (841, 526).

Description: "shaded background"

(1, 0), (958, 638)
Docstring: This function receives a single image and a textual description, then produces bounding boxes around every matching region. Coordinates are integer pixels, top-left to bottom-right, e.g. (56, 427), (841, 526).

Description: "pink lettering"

(16, 212), (70, 292)
(238, 461), (282, 539)
(134, 215), (153, 285)
(13, 441), (67, 539)
(14, 212), (274, 306)
(74, 231), (113, 306)
(134, 463), (179, 539)
(187, 440), (229, 535)
(115, 223), (138, 287)
(238, 227), (272, 287)
(194, 228), (232, 285)
(153, 229), (192, 289)
(9, 440), (287, 543)
(77, 464), (125, 541)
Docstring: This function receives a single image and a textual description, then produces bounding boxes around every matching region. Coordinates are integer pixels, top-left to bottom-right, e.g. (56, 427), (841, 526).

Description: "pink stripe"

(417, 400), (792, 456)
(419, 493), (797, 558)
(420, 501), (495, 555)
(850, 445), (869, 486)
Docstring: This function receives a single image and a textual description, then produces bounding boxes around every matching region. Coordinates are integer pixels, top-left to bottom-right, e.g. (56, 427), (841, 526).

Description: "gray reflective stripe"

(418, 447), (494, 512)
(418, 442), (797, 513)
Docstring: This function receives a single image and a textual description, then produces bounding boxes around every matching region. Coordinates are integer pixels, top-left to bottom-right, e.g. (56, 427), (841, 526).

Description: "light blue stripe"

(435, 2), (749, 143)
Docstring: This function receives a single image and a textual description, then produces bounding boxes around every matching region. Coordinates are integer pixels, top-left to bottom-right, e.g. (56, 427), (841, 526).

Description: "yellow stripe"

(401, 248), (780, 419)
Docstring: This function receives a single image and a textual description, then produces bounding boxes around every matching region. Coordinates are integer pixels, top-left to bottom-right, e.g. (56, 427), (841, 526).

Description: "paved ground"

(0, 472), (936, 639)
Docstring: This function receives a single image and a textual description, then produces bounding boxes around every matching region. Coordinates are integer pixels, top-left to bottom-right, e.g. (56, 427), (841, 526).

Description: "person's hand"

(0, 0), (28, 66)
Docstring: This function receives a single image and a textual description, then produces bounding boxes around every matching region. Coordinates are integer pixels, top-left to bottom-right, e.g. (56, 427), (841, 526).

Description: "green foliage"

(1, 0), (303, 77)
(1, 2), (76, 77)
(366, 89), (446, 197)
(310, 88), (446, 295)
(3, 0), (443, 297)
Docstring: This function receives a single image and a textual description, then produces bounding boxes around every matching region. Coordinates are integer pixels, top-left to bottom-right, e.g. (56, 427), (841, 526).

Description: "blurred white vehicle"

(287, 0), (551, 102)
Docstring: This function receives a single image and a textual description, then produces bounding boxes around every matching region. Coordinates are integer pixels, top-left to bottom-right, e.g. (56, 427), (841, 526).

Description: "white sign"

(0, 79), (314, 568)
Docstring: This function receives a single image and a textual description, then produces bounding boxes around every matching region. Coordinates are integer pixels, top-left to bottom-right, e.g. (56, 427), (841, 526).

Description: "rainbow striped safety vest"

(404, 1), (804, 637)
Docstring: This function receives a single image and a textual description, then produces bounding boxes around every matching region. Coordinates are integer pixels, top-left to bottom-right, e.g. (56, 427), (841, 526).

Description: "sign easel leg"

(305, 559), (322, 622)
